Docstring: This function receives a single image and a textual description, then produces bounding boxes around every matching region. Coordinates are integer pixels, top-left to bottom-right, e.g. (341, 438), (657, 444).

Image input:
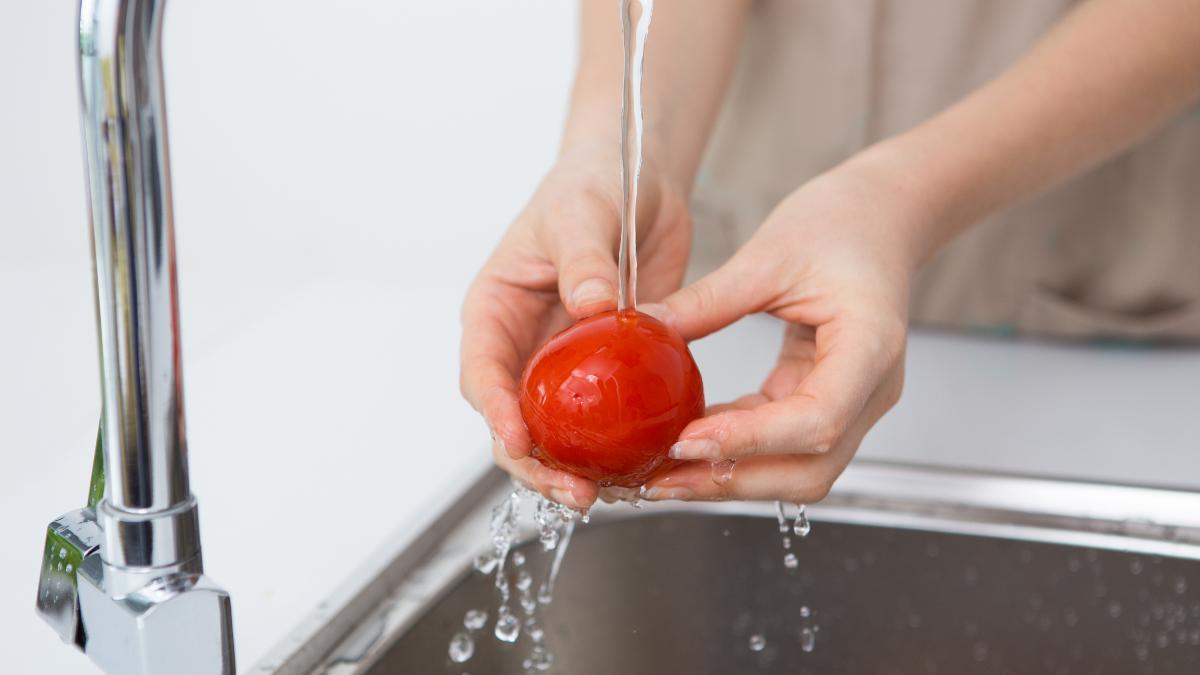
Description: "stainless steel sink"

(256, 462), (1200, 675)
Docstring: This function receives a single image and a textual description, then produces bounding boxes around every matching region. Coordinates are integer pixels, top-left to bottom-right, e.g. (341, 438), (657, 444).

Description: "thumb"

(644, 253), (770, 341)
(548, 198), (620, 319)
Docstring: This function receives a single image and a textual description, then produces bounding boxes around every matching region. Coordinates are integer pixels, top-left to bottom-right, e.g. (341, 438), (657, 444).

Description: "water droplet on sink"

(463, 609), (487, 631)
(448, 632), (474, 663)
(473, 553), (498, 575)
(494, 612), (521, 643)
(799, 627), (816, 653)
(748, 634), (766, 652)
(58, 548), (67, 559)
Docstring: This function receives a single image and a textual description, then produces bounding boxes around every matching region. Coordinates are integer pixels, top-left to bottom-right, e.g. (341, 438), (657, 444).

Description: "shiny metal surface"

(34, 0), (235, 671)
(80, 0), (192, 526)
(376, 512), (1200, 674)
(34, 510), (103, 647)
(77, 553), (234, 675)
(260, 463), (1200, 674)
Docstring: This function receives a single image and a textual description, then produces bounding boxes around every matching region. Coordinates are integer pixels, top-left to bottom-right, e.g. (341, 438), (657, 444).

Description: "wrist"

(836, 136), (973, 270)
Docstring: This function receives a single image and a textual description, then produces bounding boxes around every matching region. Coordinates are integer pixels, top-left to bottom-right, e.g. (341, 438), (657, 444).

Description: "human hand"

(640, 160), (924, 504)
(460, 144), (692, 509)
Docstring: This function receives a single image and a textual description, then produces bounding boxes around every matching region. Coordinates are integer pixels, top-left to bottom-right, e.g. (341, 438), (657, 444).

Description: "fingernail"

(549, 489), (576, 507)
(669, 439), (721, 460)
(570, 278), (614, 309)
(642, 486), (694, 501)
(711, 459), (736, 485)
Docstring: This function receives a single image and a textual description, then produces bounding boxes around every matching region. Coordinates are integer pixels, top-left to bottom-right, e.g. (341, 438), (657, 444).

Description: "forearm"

(563, 0), (751, 191)
(856, 0), (1200, 267)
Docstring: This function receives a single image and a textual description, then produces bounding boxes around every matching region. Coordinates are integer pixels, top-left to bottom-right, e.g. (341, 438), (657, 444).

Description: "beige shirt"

(691, 0), (1200, 341)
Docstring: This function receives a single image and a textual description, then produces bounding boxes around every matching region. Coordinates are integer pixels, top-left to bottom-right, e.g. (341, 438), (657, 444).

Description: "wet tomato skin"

(519, 309), (705, 488)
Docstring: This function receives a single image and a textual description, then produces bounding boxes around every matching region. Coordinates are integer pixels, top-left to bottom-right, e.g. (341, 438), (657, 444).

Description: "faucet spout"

(35, 1), (235, 672)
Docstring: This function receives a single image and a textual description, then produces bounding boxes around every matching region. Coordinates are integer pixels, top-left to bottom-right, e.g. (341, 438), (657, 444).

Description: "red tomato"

(519, 309), (705, 487)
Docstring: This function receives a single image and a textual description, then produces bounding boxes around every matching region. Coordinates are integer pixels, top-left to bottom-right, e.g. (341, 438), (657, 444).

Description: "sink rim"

(254, 459), (1200, 674)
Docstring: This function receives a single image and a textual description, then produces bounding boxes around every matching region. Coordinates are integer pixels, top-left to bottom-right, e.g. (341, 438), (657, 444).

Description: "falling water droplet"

(783, 553), (798, 569)
(523, 644), (553, 671)
(448, 632), (474, 663)
(775, 501), (789, 534)
(537, 582), (553, 605)
(1175, 577), (1188, 595)
(511, 551), (526, 567)
(748, 634), (766, 652)
(494, 612), (521, 643)
(464, 609), (488, 631)
(516, 570), (533, 592)
(793, 504), (811, 537)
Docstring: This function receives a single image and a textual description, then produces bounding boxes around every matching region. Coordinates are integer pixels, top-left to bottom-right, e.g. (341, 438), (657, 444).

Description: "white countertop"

(3, 2), (1199, 673)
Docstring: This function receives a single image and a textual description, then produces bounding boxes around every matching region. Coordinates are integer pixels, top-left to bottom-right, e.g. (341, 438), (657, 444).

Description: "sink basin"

(255, 463), (1200, 675)
(372, 513), (1199, 674)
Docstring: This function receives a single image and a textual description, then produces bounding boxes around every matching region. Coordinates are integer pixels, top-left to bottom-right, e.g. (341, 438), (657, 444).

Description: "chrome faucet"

(35, 0), (235, 672)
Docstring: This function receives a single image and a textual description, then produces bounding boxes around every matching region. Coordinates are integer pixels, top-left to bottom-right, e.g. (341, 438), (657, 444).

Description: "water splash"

(463, 609), (488, 631)
(711, 459), (736, 485)
(793, 504), (811, 538)
(448, 632), (474, 663)
(459, 483), (584, 671)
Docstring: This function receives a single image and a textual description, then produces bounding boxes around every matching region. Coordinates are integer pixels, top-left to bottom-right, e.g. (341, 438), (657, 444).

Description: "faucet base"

(77, 554), (235, 675)
(35, 509), (103, 648)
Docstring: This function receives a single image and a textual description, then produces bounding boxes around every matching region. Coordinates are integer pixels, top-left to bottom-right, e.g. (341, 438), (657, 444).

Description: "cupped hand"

(640, 162), (922, 504)
(460, 144), (692, 509)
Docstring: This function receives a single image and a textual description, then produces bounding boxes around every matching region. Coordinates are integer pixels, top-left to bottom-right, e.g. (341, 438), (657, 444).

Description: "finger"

(492, 441), (599, 509)
(760, 324), (817, 401)
(545, 195), (621, 318)
(639, 250), (774, 341)
(644, 406), (875, 503)
(461, 274), (558, 459)
(668, 315), (903, 461)
(460, 295), (534, 458)
(703, 393), (769, 416)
